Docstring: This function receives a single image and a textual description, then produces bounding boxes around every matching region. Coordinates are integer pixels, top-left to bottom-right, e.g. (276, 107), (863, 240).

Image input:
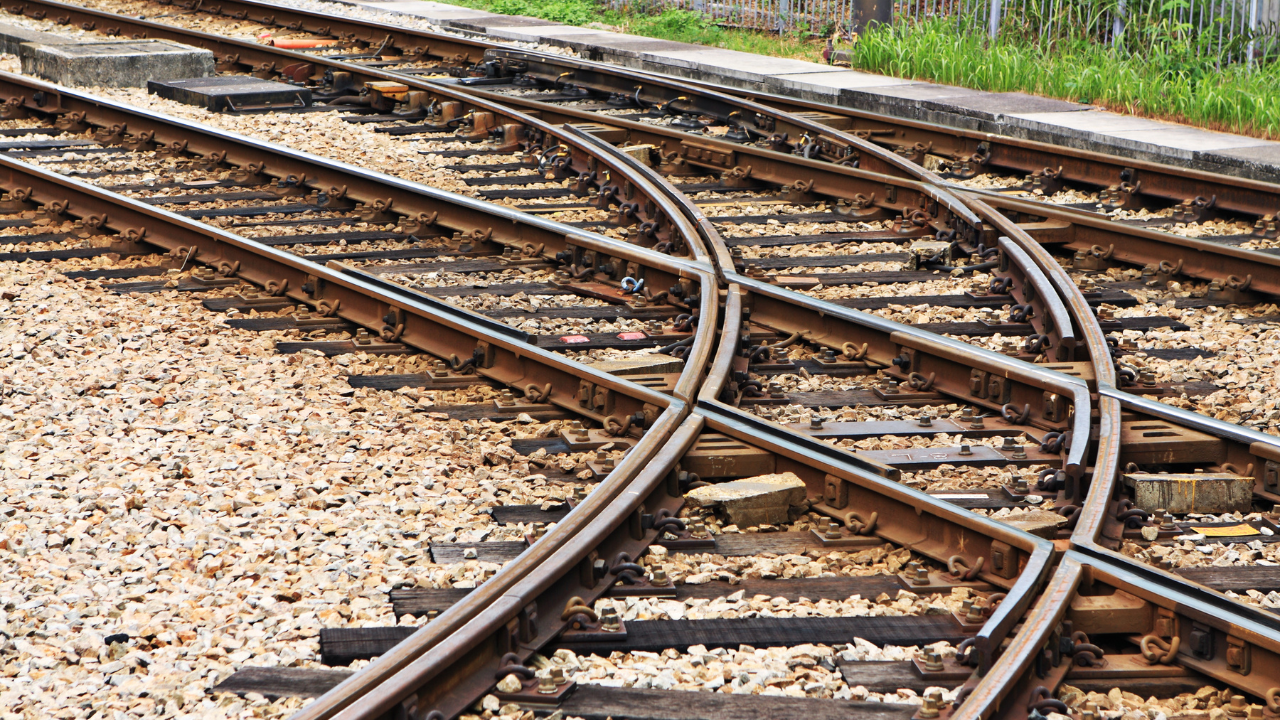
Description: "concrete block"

(1123, 472), (1253, 514)
(483, 24), (598, 43)
(20, 39), (215, 89)
(590, 354), (684, 376)
(686, 472), (807, 527)
(1008, 109), (1174, 133)
(765, 70), (914, 103)
(939, 91), (1091, 121)
(999, 510), (1069, 539)
(365, 0), (497, 20)
(0, 20), (69, 56)
(1106, 126), (1265, 152)
(640, 47), (833, 85)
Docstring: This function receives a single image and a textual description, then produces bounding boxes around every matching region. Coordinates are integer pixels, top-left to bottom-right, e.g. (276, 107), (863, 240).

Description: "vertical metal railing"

(601, 0), (1276, 59)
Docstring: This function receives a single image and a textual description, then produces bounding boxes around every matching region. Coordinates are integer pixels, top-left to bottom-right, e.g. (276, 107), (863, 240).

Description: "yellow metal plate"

(1191, 524), (1260, 537)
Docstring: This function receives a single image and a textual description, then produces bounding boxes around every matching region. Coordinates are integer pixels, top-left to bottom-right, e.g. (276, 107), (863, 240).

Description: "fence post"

(777, 0), (790, 32)
(1112, 0), (1126, 44)
(987, 0), (1002, 37)
(1248, 0), (1259, 67)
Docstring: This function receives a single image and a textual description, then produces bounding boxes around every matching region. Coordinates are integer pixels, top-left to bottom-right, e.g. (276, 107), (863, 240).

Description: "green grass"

(852, 20), (1280, 139)
(431, 0), (1280, 139)
(434, 0), (829, 61)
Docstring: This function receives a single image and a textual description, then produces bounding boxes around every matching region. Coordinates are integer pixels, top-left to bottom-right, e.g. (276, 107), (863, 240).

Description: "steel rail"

(697, 283), (1055, 656)
(0, 2), (718, 259)
(74, 0), (1280, 225)
(698, 397), (1057, 672)
(26, 4), (1280, 716)
(968, 190), (1280, 297)
(324, 414), (705, 720)
(725, 273), (1092, 473)
(619, 60), (1280, 220)
(473, 49), (949, 182)
(146, 0), (495, 63)
(969, 546), (1280, 720)
(0, 91), (728, 720)
(0, 0), (1095, 356)
(2, 0), (1010, 242)
(440, 83), (987, 237)
(0, 0), (1008, 265)
(334, 334), (1064, 719)
(0, 147), (704, 418)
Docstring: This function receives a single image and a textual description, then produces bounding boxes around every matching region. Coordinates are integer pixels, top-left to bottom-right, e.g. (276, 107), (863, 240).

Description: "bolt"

(651, 568), (670, 585)
(1014, 477), (1029, 493)
(823, 348), (837, 361)
(1159, 509), (1178, 531)
(601, 606), (621, 632)
(884, 380), (900, 394)
(550, 667), (566, 685)
(574, 487), (587, 500)
(908, 562), (929, 586)
(810, 416), (824, 430)
(769, 382), (785, 398)
(969, 416), (985, 429)
(959, 444), (973, 456)
(1001, 437), (1017, 451)
(500, 390), (515, 405)
(538, 675), (557, 694)
(1248, 705), (1263, 720)
(918, 415), (933, 428)
(824, 521), (842, 540)
(965, 601), (984, 623)
(648, 320), (664, 334)
(595, 449), (607, 463)
(1228, 696), (1249, 717)
(1012, 445), (1027, 460)
(961, 407), (974, 420)
(918, 695), (940, 719)
(1141, 371), (1157, 387)
(602, 456), (615, 470)
(691, 522), (708, 538)
(923, 651), (944, 673)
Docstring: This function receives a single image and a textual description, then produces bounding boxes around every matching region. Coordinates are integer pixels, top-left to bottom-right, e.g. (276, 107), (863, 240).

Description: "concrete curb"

(346, 0), (1280, 184)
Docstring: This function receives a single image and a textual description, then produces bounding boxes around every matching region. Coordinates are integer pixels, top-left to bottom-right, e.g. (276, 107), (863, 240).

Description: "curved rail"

(12, 3), (1280, 718)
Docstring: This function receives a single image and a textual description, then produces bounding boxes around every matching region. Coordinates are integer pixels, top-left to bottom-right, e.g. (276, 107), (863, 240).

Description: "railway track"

(2, 3), (1280, 720)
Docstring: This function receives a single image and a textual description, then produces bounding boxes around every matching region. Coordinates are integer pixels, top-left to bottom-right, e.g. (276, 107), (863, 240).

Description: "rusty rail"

(11, 2), (1280, 717)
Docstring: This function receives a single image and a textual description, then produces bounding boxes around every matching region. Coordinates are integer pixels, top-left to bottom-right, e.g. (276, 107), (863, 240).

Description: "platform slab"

(20, 39), (215, 88)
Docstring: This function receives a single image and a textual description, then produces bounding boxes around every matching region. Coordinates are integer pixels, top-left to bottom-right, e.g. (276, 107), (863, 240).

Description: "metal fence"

(895, 0), (1280, 63)
(600, 0), (890, 33)
(601, 0), (1280, 63)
